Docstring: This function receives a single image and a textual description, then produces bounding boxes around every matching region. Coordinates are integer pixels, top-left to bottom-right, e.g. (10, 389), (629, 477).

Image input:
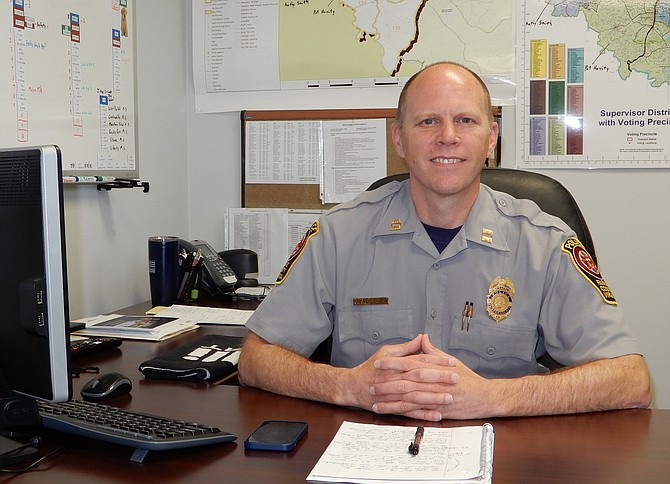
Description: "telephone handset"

(179, 239), (237, 295)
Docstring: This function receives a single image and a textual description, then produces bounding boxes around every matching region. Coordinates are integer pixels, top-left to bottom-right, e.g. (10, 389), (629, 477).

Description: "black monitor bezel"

(0, 145), (71, 404)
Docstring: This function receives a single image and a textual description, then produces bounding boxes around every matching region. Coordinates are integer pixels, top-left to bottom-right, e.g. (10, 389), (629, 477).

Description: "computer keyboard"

(38, 399), (236, 463)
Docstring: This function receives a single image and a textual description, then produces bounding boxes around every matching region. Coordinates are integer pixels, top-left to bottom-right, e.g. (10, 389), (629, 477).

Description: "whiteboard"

(1, 0), (137, 179)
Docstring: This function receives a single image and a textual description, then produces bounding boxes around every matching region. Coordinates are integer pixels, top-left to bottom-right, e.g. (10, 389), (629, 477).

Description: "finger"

(400, 409), (444, 422)
(371, 375), (457, 399)
(375, 353), (458, 372)
(377, 367), (460, 386)
(420, 334), (440, 353)
(412, 353), (459, 367)
(419, 335), (458, 364)
(371, 401), (445, 422)
(375, 334), (424, 361)
(371, 387), (455, 406)
(374, 354), (458, 372)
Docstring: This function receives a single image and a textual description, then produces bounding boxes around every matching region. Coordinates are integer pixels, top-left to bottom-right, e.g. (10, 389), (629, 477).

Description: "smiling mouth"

(431, 157), (463, 164)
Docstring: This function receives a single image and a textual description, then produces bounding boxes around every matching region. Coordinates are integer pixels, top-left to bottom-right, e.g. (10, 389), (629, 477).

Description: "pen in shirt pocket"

(461, 301), (473, 331)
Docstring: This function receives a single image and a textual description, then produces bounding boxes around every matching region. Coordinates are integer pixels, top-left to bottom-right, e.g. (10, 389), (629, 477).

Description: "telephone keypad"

(214, 259), (237, 284)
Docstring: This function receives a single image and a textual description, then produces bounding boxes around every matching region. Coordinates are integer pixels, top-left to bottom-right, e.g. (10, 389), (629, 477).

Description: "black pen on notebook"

(408, 426), (424, 455)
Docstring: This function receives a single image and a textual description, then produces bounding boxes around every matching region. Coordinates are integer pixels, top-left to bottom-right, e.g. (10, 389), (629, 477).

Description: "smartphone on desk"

(179, 239), (237, 295)
(244, 420), (308, 452)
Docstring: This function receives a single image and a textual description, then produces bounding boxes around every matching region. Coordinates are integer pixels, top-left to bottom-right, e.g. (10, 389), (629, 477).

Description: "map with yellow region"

(548, 0), (670, 87)
(279, 0), (513, 81)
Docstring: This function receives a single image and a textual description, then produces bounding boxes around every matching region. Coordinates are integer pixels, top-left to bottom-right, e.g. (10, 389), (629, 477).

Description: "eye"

(420, 118), (438, 126)
(458, 117), (474, 124)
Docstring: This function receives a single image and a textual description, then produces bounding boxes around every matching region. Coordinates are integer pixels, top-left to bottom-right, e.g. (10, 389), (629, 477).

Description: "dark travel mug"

(148, 236), (179, 306)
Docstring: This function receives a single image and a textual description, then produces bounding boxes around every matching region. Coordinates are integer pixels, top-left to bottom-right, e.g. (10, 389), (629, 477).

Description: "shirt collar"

(372, 181), (420, 237)
(372, 180), (510, 253)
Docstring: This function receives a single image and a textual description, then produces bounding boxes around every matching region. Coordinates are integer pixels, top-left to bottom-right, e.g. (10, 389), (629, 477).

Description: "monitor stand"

(1, 373), (40, 428)
(1, 393), (39, 428)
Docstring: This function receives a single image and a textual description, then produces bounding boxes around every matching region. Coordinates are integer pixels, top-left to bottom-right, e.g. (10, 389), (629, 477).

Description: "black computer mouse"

(81, 372), (132, 401)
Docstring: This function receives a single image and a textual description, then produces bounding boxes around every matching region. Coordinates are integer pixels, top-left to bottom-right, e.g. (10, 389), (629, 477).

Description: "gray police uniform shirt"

(246, 180), (641, 378)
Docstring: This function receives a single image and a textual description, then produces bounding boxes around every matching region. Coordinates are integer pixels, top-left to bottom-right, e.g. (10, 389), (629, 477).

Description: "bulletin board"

(243, 109), (402, 209)
(0, 0), (137, 180)
(241, 108), (501, 209)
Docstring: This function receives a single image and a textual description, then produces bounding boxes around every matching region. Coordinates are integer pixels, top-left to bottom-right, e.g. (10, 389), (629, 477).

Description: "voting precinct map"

(518, 0), (670, 168)
(279, 0), (513, 83)
(192, 0), (515, 110)
(194, 0), (670, 166)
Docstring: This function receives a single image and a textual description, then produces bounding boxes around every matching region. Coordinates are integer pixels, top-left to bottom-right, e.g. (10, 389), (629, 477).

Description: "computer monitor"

(0, 145), (71, 430)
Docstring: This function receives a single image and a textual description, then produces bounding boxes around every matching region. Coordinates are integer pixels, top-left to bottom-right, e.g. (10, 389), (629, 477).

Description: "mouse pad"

(139, 334), (243, 383)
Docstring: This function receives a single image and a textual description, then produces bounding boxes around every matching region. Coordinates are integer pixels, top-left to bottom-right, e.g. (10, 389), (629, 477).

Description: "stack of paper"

(153, 304), (253, 325)
(307, 421), (494, 484)
(72, 314), (198, 341)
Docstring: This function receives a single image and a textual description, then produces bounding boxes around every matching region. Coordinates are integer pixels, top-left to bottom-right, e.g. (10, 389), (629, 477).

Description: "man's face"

(392, 65), (498, 204)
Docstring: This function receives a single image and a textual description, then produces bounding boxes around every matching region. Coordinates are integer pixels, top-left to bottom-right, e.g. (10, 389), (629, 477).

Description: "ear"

(391, 122), (406, 159)
(487, 121), (499, 159)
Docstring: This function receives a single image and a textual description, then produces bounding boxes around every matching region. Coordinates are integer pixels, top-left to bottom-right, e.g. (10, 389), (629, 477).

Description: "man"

(238, 62), (651, 421)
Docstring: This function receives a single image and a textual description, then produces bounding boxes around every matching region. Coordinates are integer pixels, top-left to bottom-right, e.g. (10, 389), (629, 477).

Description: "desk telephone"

(178, 239), (258, 296)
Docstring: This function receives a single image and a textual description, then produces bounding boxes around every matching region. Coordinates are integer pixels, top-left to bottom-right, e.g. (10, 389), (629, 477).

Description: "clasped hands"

(353, 334), (490, 421)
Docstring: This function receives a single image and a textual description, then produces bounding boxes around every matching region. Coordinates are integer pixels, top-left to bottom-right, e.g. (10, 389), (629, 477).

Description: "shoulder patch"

(561, 237), (617, 305)
(276, 221), (319, 284)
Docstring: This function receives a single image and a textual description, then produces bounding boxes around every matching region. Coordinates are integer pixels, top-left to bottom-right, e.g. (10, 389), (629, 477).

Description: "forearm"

(237, 332), (358, 407)
(363, 338), (652, 420)
(488, 354), (652, 417)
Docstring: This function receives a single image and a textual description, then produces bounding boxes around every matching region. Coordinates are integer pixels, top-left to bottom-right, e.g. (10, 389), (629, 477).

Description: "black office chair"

(367, 167), (597, 263)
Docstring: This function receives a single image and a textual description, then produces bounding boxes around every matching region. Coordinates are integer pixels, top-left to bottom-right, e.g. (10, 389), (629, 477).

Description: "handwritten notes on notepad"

(307, 421), (494, 484)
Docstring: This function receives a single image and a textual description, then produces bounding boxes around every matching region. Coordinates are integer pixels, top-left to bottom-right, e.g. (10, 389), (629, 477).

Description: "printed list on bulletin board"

(0, 0), (137, 181)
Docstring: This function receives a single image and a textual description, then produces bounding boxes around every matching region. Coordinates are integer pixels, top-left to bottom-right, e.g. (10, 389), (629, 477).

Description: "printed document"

(226, 207), (322, 284)
(155, 304), (253, 326)
(321, 118), (387, 204)
(307, 421), (494, 484)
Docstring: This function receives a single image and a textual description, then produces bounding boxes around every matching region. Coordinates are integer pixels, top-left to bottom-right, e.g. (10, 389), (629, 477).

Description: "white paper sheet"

(155, 305), (253, 326)
(307, 421), (493, 484)
(226, 208), (322, 284)
(321, 119), (387, 203)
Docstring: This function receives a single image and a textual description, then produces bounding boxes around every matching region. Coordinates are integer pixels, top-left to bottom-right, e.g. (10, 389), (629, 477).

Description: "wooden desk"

(10, 307), (670, 483)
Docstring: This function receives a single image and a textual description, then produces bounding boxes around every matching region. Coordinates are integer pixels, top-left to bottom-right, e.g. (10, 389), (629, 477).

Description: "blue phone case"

(243, 420), (308, 451)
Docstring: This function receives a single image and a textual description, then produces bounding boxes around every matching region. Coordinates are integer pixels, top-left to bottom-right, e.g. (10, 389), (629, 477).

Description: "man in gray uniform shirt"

(238, 62), (651, 421)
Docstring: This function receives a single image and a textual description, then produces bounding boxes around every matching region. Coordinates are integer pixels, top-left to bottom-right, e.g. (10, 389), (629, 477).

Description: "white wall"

(61, 1), (669, 409)
(538, 169), (670, 410)
(63, 0), (192, 318)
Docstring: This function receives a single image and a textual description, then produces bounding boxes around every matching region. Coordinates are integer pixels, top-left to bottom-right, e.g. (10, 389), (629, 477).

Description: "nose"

(436, 120), (459, 145)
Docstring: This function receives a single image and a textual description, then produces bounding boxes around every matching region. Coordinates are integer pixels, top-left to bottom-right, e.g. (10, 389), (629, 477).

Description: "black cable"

(0, 445), (66, 474)
(0, 436), (41, 459)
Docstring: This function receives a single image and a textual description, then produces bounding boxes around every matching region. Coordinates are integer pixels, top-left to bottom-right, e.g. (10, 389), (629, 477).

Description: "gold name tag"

(353, 297), (389, 306)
